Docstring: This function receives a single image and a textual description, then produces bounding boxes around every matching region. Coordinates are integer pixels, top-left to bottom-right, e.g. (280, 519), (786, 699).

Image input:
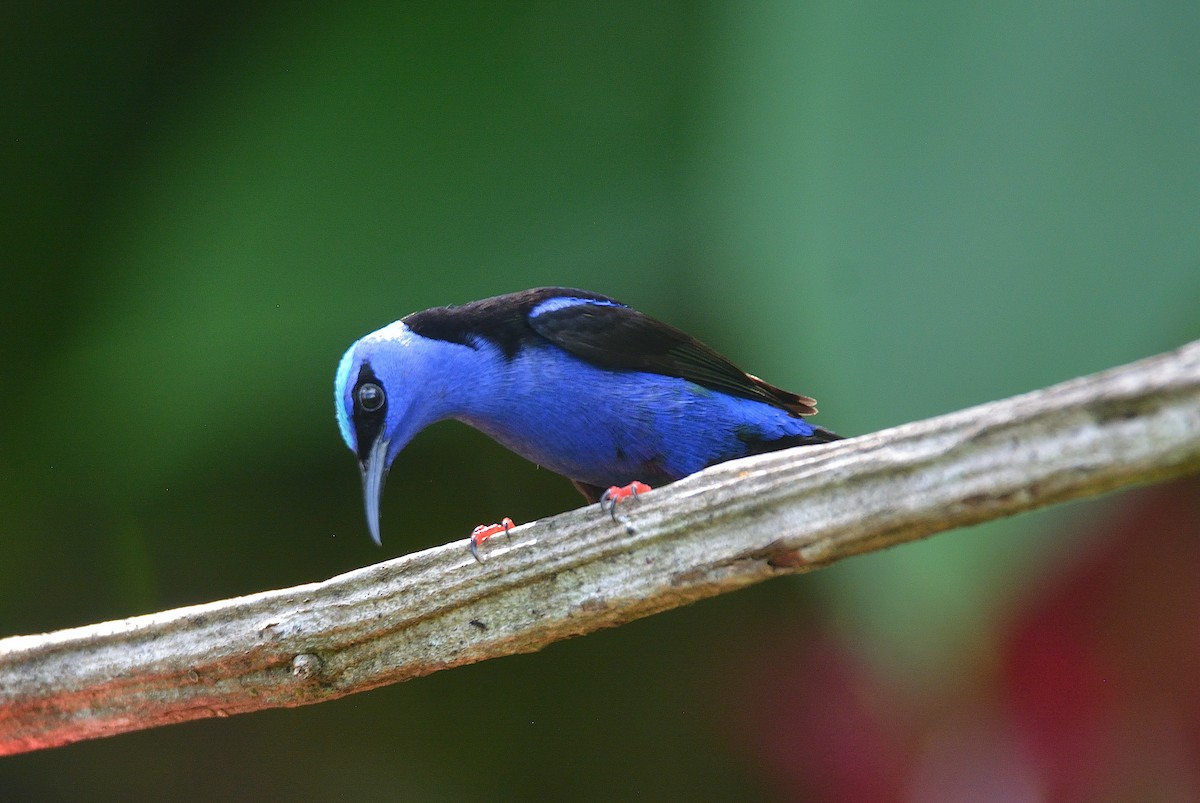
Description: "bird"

(334, 287), (841, 555)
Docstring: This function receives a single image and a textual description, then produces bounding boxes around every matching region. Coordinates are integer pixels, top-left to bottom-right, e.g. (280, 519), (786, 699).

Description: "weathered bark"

(2, 340), (1198, 755)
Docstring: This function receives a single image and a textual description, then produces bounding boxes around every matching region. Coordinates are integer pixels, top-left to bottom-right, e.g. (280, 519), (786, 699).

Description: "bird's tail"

(746, 424), (844, 457)
(801, 425), (843, 445)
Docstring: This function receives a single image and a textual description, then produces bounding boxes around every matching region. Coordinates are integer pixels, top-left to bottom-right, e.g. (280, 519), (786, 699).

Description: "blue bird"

(335, 287), (840, 553)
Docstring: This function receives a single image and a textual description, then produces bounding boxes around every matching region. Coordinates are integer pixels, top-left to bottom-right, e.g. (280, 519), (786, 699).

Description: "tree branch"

(3, 341), (1199, 755)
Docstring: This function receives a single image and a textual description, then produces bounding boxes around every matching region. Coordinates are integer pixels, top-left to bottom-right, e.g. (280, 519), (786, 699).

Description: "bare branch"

(2, 340), (1199, 755)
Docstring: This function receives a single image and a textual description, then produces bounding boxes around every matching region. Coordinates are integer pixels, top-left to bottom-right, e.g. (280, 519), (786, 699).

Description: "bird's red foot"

(599, 481), (652, 520)
(469, 517), (514, 563)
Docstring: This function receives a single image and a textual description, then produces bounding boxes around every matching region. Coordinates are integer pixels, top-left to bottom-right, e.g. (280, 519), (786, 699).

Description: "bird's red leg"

(469, 517), (514, 562)
(599, 481), (652, 520)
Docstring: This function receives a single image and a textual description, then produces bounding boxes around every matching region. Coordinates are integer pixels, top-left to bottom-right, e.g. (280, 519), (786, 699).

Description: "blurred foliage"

(2, 1), (1197, 799)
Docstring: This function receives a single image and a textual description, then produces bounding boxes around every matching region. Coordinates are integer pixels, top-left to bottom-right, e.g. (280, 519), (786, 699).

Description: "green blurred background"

(3, 2), (1198, 800)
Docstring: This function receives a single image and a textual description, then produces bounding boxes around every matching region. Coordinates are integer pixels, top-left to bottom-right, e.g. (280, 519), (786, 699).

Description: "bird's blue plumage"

(528, 295), (625, 318)
(336, 288), (839, 544)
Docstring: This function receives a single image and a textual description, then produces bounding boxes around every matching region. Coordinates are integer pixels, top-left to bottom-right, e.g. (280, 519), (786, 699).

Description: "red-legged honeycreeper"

(335, 287), (841, 545)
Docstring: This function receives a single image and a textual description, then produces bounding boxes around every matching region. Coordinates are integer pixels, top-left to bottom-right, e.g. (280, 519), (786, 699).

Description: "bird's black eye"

(357, 382), (385, 412)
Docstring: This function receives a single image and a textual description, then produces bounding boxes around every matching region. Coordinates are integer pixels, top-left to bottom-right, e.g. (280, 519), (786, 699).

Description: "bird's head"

(335, 321), (437, 546)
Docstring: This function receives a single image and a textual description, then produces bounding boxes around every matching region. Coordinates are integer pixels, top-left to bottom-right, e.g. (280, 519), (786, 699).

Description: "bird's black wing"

(527, 294), (818, 417)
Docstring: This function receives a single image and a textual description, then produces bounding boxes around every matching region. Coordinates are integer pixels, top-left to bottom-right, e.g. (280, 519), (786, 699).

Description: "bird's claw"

(469, 517), (514, 563)
(599, 482), (652, 521)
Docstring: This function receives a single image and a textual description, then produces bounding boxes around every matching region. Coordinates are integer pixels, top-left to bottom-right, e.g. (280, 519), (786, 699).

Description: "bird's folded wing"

(527, 298), (817, 416)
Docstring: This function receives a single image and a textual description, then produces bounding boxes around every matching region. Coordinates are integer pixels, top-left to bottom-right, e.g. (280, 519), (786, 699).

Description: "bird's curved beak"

(359, 436), (391, 546)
